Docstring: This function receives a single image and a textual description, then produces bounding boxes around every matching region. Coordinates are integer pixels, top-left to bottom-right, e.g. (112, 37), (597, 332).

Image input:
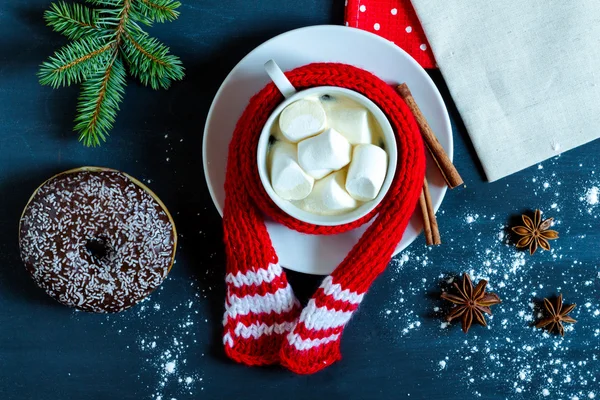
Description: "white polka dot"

(374, 23), (380, 31)
(344, 0), (348, 5)
(359, 5), (366, 12)
(420, 43), (427, 51)
(405, 26), (413, 33)
(345, 21), (349, 26)
(391, 8), (398, 15)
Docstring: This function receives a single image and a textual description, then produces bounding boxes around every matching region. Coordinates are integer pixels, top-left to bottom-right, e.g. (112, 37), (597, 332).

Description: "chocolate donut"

(19, 167), (177, 313)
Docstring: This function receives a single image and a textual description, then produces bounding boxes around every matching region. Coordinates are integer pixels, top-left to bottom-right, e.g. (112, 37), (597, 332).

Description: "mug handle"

(265, 60), (297, 99)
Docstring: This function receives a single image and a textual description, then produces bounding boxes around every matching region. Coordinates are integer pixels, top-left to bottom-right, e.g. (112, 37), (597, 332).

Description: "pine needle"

(45, 1), (106, 39)
(135, 0), (181, 23)
(123, 29), (184, 89)
(38, 39), (114, 88)
(84, 0), (125, 6)
(39, 0), (184, 146)
(75, 55), (126, 146)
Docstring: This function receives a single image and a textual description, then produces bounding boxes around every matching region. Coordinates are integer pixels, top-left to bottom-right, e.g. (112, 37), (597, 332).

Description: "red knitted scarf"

(222, 63), (426, 374)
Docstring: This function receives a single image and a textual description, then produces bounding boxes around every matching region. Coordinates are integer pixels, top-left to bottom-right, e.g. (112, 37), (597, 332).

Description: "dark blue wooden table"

(1, 1), (599, 399)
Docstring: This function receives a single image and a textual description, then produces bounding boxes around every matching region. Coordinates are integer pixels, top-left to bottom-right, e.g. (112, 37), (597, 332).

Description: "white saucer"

(203, 25), (452, 275)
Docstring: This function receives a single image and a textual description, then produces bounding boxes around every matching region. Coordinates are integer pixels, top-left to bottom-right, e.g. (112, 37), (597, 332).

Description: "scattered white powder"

(401, 320), (421, 335)
(88, 278), (208, 399)
(398, 253), (410, 266)
(498, 230), (505, 241)
(518, 370), (527, 380)
(583, 187), (599, 205)
(383, 180), (599, 399)
(466, 214), (479, 224)
(164, 361), (176, 374)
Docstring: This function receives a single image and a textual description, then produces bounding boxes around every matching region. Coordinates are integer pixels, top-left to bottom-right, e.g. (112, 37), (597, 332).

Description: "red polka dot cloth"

(345, 0), (436, 69)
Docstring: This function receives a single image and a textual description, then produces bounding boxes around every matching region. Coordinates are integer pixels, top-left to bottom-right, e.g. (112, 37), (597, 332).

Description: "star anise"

(535, 294), (576, 336)
(512, 209), (558, 255)
(441, 273), (502, 333)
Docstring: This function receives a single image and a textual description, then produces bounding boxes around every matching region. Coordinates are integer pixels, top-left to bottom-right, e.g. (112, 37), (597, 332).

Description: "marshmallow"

(345, 144), (388, 201)
(297, 128), (352, 179)
(294, 169), (358, 215)
(269, 142), (314, 201)
(279, 99), (327, 142)
(327, 107), (373, 144)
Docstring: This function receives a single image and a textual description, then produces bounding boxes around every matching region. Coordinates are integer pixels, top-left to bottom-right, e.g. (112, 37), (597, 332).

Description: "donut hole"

(85, 237), (112, 262)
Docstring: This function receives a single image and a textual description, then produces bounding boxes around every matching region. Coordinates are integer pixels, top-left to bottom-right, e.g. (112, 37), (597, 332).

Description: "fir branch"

(38, 39), (114, 88)
(39, 0), (184, 146)
(74, 54), (126, 146)
(122, 30), (184, 89)
(44, 1), (105, 39)
(136, 0), (181, 23)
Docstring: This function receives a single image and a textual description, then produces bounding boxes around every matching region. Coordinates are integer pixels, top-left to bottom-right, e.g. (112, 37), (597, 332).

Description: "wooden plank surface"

(0, 1), (598, 399)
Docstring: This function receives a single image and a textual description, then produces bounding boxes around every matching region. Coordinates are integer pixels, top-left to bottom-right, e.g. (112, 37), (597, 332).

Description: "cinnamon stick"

(419, 188), (433, 245)
(397, 83), (464, 189)
(422, 177), (441, 245)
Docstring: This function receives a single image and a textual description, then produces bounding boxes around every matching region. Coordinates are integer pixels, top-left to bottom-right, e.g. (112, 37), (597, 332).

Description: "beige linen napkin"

(410, 0), (600, 181)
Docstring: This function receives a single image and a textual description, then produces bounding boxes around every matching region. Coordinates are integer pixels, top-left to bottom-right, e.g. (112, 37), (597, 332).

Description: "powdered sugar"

(582, 187), (599, 206)
(88, 274), (209, 399)
(465, 214), (478, 224)
(137, 290), (206, 399)
(164, 361), (176, 374)
(380, 158), (600, 398)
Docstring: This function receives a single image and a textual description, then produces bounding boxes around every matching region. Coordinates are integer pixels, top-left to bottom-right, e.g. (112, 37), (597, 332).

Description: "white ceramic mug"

(257, 60), (398, 226)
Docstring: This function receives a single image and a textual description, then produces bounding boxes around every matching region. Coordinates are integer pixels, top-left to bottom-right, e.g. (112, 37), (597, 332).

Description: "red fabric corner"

(345, 0), (436, 69)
